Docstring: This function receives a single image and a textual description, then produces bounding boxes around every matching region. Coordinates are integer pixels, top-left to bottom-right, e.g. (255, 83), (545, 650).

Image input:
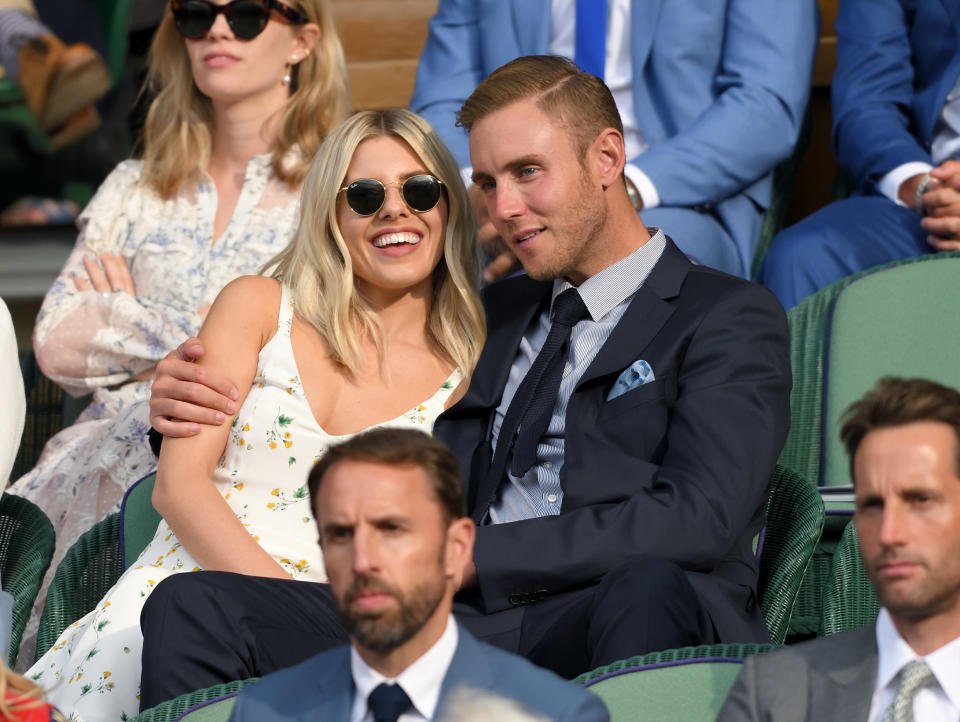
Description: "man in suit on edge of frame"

(718, 377), (960, 722)
(142, 55), (791, 705)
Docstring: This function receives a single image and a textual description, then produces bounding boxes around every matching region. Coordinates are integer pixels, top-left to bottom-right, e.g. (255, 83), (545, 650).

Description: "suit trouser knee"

(139, 571), (345, 712)
(518, 558), (715, 679)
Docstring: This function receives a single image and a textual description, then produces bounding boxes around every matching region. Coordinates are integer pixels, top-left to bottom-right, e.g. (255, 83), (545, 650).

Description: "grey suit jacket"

(717, 624), (878, 721)
(227, 623), (609, 721)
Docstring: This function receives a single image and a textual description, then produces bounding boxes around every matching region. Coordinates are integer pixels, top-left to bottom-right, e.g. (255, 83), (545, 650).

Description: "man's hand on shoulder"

(149, 337), (240, 437)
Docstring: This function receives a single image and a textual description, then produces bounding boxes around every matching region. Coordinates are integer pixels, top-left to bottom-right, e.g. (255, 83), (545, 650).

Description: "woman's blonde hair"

(269, 108), (485, 377)
(142, 0), (349, 198)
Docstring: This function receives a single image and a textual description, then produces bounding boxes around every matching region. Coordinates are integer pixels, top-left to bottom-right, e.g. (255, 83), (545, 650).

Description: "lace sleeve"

(33, 161), (201, 396)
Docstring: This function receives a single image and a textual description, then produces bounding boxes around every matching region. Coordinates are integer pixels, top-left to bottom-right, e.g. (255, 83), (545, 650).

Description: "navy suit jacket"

(434, 238), (791, 642)
(833, 0), (960, 195)
(410, 0), (818, 273)
(227, 624), (609, 721)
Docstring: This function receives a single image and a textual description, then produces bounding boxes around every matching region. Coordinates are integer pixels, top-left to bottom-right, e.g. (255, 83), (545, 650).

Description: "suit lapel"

(438, 625), (495, 706)
(577, 237), (688, 388)
(455, 279), (551, 413)
(510, 0), (552, 54)
(302, 648), (354, 721)
(629, 0), (664, 141)
(820, 625), (878, 721)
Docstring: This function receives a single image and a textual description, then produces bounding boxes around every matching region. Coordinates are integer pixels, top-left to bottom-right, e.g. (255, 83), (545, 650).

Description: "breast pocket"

(596, 375), (675, 422)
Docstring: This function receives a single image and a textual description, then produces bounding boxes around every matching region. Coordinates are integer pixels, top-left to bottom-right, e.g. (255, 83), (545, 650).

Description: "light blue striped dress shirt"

(486, 229), (667, 524)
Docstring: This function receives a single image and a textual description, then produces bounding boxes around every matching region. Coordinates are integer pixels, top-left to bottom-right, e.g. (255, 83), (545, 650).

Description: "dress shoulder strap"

(277, 284), (295, 338)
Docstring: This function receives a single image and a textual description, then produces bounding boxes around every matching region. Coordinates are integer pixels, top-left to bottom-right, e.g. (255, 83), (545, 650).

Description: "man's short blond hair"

(457, 55), (623, 159)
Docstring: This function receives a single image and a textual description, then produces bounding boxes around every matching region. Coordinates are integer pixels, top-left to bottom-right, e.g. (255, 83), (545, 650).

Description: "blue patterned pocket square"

(606, 360), (655, 401)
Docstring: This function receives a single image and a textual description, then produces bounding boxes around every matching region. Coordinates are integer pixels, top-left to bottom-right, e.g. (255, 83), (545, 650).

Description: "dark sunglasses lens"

(403, 176), (442, 212)
(174, 2), (215, 38)
(228, 1), (270, 38)
(346, 180), (386, 216)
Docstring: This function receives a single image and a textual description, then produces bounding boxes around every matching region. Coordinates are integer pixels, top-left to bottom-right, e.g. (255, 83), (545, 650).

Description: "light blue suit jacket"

(226, 624), (609, 721)
(410, 0), (818, 272)
(832, 0), (960, 195)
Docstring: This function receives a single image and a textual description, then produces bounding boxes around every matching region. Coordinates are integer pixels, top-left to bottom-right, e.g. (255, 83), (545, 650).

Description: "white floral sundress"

(11, 155), (301, 669)
(27, 286), (462, 721)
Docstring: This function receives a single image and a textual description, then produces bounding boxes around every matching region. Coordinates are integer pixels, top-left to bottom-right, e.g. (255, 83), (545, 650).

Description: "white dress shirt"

(878, 72), (960, 206)
(867, 608), (960, 722)
(350, 615), (459, 722)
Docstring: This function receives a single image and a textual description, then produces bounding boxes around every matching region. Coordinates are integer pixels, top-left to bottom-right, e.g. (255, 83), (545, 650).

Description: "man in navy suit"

(144, 56), (791, 703)
(410, 0), (818, 279)
(760, 0), (960, 310)
(227, 428), (608, 722)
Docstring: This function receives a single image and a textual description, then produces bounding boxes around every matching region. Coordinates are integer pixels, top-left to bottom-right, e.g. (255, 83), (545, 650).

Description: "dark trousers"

(139, 559), (716, 711)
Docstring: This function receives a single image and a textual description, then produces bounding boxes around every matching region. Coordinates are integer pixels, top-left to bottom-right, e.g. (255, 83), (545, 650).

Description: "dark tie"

(574, 0), (608, 78)
(368, 683), (412, 722)
(495, 288), (588, 480)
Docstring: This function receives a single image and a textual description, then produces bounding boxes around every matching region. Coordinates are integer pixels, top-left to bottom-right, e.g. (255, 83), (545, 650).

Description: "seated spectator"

(226, 428), (608, 722)
(719, 377), (960, 720)
(0, 0), (108, 147)
(409, 0), (818, 279)
(8, 0), (348, 668)
(141, 56), (791, 706)
(26, 107), (485, 722)
(759, 0), (960, 310)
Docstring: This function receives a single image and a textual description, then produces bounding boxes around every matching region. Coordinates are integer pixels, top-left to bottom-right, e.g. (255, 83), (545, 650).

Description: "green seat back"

(820, 523), (880, 636)
(822, 257), (960, 486)
(121, 472), (161, 569)
(586, 661), (741, 721)
(781, 251), (960, 489)
(132, 680), (255, 722)
(757, 465), (824, 644)
(576, 643), (778, 722)
(36, 512), (121, 658)
(0, 494), (55, 666)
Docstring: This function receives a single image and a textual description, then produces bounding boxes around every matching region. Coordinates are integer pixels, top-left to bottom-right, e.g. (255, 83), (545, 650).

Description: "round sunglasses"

(170, 0), (307, 40)
(339, 175), (445, 217)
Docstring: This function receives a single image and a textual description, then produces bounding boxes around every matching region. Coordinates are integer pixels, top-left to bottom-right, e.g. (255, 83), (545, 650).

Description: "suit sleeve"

(472, 281), (791, 612)
(635, 0), (817, 207)
(831, 0), (930, 193)
(409, 0), (481, 167)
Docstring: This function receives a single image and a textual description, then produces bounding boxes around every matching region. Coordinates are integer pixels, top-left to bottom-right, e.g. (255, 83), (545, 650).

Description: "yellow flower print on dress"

(266, 484), (308, 511)
(267, 407), (294, 450)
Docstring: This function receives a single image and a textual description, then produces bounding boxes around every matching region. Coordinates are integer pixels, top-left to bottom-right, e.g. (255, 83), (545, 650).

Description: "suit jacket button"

(535, 589), (548, 601)
(509, 594), (520, 606)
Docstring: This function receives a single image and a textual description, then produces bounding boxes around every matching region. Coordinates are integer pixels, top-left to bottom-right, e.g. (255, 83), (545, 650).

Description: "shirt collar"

(351, 615), (459, 720)
(551, 227), (666, 322)
(875, 607), (960, 708)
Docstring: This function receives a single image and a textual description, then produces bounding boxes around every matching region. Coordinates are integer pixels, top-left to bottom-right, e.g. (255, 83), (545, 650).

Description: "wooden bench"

(331, 0), (438, 111)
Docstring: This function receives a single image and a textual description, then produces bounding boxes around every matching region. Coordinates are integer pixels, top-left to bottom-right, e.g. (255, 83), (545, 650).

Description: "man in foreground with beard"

(227, 427), (607, 722)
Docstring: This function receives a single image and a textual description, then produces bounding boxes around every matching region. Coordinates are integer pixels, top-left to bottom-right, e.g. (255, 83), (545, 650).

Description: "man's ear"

(591, 127), (627, 189)
(444, 517), (476, 578)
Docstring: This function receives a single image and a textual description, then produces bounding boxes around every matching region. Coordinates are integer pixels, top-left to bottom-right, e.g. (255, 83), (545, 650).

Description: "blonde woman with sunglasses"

(27, 108), (484, 721)
(10, 0), (348, 667)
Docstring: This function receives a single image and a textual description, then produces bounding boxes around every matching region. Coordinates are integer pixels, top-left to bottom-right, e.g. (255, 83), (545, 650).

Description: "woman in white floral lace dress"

(9, 0), (348, 667)
(28, 108), (486, 721)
